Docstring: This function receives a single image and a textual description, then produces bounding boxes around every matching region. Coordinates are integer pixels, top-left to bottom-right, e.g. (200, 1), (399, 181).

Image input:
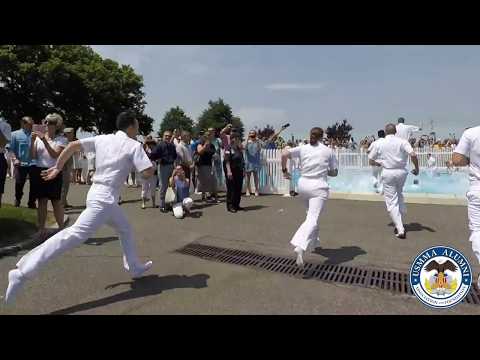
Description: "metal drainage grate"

(175, 243), (480, 306)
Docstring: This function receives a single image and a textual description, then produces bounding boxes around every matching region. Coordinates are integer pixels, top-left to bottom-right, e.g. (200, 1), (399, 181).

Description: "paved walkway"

(0, 177), (478, 314)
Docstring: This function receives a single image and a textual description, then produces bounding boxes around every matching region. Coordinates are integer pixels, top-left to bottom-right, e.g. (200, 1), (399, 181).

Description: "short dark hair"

(378, 130), (385, 138)
(230, 133), (241, 141)
(310, 127), (324, 137)
(398, 117), (405, 124)
(116, 111), (137, 131)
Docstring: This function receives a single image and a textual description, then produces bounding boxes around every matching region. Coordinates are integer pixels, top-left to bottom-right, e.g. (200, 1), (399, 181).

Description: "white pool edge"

(330, 191), (467, 206)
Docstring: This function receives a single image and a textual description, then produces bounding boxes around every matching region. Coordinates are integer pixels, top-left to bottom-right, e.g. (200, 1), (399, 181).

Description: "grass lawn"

(0, 204), (55, 246)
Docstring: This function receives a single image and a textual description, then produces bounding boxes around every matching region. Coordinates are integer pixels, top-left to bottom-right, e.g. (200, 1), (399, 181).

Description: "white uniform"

(396, 123), (420, 141)
(454, 126), (480, 265)
(368, 134), (415, 235)
(367, 138), (386, 192)
(11, 131), (154, 284)
(288, 143), (338, 253)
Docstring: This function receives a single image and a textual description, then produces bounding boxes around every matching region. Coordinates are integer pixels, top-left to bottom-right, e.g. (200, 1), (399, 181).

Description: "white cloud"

(237, 107), (289, 131)
(265, 82), (326, 91)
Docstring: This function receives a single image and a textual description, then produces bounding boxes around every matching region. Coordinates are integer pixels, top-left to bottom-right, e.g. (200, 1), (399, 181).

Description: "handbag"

(165, 186), (177, 204)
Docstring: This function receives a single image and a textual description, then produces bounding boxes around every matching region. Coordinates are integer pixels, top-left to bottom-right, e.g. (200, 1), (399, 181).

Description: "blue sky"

(91, 45), (480, 140)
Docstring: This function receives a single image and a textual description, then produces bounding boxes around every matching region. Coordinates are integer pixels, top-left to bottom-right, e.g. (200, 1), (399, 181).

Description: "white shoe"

(294, 247), (304, 268)
(131, 261), (153, 279)
(245, 191), (251, 197)
(254, 192), (259, 197)
(5, 269), (26, 304)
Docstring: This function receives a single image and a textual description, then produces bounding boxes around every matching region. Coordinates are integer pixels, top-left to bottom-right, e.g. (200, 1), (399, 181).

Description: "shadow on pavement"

(241, 205), (268, 212)
(388, 222), (436, 232)
(49, 274), (210, 315)
(188, 211), (203, 218)
(313, 246), (367, 265)
(85, 237), (119, 246)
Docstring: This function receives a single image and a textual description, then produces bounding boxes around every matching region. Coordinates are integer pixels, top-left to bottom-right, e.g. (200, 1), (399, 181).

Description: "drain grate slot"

(175, 243), (480, 306)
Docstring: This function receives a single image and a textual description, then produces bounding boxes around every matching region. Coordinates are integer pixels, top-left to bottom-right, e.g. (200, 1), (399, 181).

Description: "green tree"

(326, 119), (353, 142)
(196, 98), (244, 137)
(0, 45), (153, 134)
(159, 106), (194, 136)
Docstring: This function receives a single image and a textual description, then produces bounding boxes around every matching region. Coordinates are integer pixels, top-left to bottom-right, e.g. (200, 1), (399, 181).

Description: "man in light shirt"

(369, 124), (420, 239)
(367, 130), (386, 193)
(5, 111), (155, 304)
(395, 117), (421, 141)
(0, 117), (12, 208)
(452, 126), (480, 288)
(281, 127), (338, 267)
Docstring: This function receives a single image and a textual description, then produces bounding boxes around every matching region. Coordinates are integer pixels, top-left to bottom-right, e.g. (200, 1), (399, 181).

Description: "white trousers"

(16, 199), (145, 279)
(381, 169), (408, 234)
(141, 175), (157, 199)
(371, 166), (382, 191)
(172, 198), (193, 219)
(290, 177), (329, 252)
(467, 190), (480, 264)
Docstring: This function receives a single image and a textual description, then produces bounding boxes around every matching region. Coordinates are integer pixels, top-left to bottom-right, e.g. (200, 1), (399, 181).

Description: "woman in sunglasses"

(30, 113), (68, 240)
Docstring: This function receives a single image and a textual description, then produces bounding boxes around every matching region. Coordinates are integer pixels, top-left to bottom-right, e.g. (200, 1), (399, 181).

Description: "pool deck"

(330, 191), (467, 206)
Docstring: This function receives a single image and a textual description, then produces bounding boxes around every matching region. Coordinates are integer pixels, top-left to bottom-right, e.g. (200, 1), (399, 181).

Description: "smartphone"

(33, 124), (47, 136)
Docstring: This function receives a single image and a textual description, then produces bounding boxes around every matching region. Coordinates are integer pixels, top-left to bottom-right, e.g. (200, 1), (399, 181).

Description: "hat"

(64, 128), (74, 133)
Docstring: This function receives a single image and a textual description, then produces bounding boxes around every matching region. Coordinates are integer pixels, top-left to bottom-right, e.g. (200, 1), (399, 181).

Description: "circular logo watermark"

(410, 246), (472, 309)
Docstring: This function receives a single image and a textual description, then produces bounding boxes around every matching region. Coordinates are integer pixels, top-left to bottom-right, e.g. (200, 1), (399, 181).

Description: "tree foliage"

(159, 106), (194, 136)
(0, 45), (153, 134)
(196, 98), (244, 138)
(326, 119), (353, 142)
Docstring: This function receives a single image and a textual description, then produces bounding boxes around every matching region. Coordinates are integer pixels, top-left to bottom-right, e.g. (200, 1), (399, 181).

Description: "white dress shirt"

(368, 134), (415, 170)
(454, 126), (480, 191)
(80, 131), (153, 203)
(288, 142), (338, 187)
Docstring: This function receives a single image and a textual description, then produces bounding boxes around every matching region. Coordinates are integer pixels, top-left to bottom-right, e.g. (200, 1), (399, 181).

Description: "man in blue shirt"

(9, 116), (36, 208)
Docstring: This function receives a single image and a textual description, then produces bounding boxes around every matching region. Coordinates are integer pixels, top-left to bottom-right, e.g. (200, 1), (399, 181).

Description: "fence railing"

(214, 148), (455, 195)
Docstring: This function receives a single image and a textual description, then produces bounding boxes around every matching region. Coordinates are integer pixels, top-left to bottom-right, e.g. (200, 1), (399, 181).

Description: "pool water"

(293, 168), (469, 196)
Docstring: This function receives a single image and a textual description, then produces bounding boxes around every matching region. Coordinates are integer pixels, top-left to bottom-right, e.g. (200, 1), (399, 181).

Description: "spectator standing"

(196, 129), (219, 203)
(175, 131), (193, 182)
(150, 131), (177, 213)
(0, 117), (12, 208)
(30, 114), (68, 239)
(244, 130), (263, 197)
(224, 133), (245, 213)
(141, 136), (158, 209)
(61, 128), (75, 208)
(9, 116), (36, 208)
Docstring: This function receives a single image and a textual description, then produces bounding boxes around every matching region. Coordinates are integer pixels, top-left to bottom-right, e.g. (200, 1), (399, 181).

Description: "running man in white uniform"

(367, 130), (386, 193)
(452, 126), (480, 287)
(395, 117), (421, 141)
(5, 111), (155, 304)
(368, 124), (420, 239)
(281, 127), (338, 267)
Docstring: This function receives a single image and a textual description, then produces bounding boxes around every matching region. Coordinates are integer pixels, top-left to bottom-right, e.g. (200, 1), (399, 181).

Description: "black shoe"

(396, 232), (406, 239)
(14, 200), (20, 208)
(227, 207), (237, 213)
(235, 206), (245, 211)
(160, 208), (169, 213)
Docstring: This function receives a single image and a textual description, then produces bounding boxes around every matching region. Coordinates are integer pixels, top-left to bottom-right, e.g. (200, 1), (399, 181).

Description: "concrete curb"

(0, 215), (70, 257)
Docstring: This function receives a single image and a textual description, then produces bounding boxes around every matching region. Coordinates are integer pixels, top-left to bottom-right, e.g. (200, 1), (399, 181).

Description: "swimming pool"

(293, 168), (469, 196)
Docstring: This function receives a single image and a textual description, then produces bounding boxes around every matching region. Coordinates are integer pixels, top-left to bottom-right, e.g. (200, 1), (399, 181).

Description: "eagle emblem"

(423, 260), (458, 296)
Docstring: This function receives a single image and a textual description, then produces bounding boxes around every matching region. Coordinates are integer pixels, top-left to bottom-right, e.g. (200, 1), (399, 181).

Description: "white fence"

(216, 148), (455, 195)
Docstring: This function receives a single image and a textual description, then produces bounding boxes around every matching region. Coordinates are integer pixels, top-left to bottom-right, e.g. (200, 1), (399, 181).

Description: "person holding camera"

(169, 165), (193, 219)
(368, 123), (420, 239)
(30, 114), (68, 239)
